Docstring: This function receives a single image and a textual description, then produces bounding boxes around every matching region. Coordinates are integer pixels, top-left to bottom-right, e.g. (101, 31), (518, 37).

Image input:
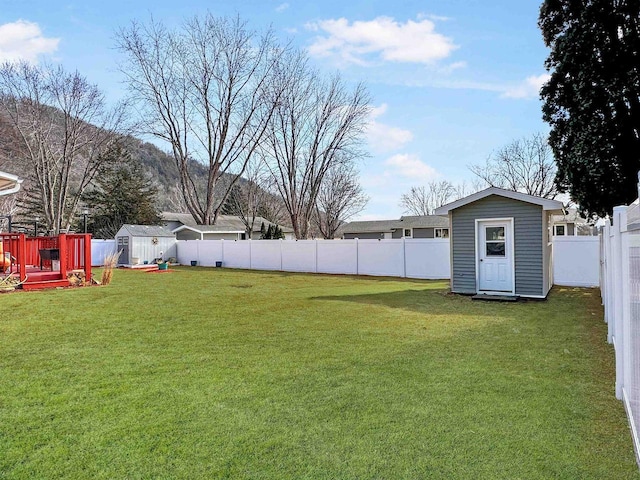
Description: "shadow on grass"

(310, 288), (509, 317)
(187, 266), (449, 284)
(310, 285), (599, 318)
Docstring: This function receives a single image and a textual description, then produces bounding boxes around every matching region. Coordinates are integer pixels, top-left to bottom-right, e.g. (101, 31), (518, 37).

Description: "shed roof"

(119, 224), (175, 237)
(434, 187), (564, 214)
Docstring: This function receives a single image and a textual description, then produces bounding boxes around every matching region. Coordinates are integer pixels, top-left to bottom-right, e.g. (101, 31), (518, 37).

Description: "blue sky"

(0, 0), (550, 220)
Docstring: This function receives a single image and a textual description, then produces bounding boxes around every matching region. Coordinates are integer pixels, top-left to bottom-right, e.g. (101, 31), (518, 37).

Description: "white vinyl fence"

(552, 236), (600, 287)
(176, 238), (451, 279)
(601, 203), (640, 466)
(91, 239), (116, 266)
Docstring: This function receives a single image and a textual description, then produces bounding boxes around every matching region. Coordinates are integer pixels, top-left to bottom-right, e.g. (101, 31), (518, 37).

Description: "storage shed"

(434, 187), (564, 298)
(115, 224), (177, 265)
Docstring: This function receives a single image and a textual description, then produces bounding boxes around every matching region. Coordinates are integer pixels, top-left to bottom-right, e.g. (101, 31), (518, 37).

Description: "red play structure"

(0, 233), (92, 290)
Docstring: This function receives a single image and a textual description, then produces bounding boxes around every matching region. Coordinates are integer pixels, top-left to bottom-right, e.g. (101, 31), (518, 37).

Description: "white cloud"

(306, 16), (457, 66)
(366, 104), (413, 152)
(437, 61), (467, 74)
(384, 154), (438, 182)
(502, 74), (551, 99)
(0, 20), (59, 63)
(417, 13), (451, 22)
(275, 3), (289, 12)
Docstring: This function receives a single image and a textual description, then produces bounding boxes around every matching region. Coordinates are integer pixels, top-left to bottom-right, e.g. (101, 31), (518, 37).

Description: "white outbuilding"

(115, 224), (177, 265)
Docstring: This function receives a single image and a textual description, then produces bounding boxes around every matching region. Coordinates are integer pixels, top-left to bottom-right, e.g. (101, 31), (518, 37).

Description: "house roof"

(0, 170), (22, 196)
(160, 211), (198, 227)
(119, 224), (175, 237)
(161, 211), (294, 233)
(172, 224), (244, 234)
(551, 208), (588, 224)
(434, 187), (564, 214)
(339, 215), (449, 234)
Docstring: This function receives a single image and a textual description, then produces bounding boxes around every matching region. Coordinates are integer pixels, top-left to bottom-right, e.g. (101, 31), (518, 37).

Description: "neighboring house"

(115, 224), (177, 265)
(161, 212), (294, 240)
(338, 215), (449, 240)
(435, 187), (564, 299)
(551, 208), (596, 236)
(0, 170), (22, 196)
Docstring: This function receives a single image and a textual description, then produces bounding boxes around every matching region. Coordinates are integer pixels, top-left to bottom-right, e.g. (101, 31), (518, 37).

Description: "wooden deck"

(20, 266), (70, 290)
(1, 233), (91, 291)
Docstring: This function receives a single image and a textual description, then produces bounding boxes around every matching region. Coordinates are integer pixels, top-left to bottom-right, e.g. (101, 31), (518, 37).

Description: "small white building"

(115, 224), (177, 265)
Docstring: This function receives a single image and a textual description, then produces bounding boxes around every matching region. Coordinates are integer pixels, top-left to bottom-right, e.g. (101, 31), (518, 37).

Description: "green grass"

(0, 267), (637, 479)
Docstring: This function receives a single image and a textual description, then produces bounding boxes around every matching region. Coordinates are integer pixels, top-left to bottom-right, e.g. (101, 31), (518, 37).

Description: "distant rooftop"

(339, 215), (449, 234)
(161, 211), (293, 233)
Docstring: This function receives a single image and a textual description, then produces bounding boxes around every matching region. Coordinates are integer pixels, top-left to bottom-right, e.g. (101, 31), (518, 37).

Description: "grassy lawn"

(0, 267), (638, 479)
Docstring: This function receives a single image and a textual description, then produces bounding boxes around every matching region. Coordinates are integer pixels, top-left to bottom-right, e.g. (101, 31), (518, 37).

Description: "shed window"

(485, 226), (505, 257)
(435, 228), (449, 238)
(554, 224), (566, 236)
(404, 229), (412, 238)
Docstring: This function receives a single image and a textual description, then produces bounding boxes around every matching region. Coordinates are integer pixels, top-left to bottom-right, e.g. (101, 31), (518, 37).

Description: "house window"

(434, 228), (449, 238)
(404, 228), (412, 238)
(554, 224), (566, 236)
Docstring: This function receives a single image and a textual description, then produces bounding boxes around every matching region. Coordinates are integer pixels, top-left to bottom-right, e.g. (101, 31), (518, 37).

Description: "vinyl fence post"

(402, 237), (407, 278)
(221, 239), (225, 266)
(314, 239), (318, 273)
(621, 215), (632, 401)
(249, 239), (252, 270)
(279, 238), (283, 271)
(356, 238), (359, 276)
(613, 205), (627, 399)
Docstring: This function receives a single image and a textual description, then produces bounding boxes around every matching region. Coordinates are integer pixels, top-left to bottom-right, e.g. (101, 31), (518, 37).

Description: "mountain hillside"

(0, 110), (287, 223)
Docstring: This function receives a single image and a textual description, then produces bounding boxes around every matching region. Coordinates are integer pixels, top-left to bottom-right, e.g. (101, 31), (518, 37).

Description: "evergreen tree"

(81, 145), (161, 238)
(539, 0), (640, 216)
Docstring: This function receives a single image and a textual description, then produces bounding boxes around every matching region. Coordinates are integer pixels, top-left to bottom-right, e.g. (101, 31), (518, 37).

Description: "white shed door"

(478, 221), (513, 293)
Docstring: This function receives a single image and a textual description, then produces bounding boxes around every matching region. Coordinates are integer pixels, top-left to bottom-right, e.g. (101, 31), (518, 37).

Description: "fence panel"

(357, 240), (405, 277)
(91, 239), (116, 266)
(552, 236), (600, 287)
(176, 241), (199, 266)
(405, 239), (450, 279)
(600, 203), (640, 468)
(222, 241), (251, 269)
(197, 241), (223, 267)
(316, 240), (358, 275)
(250, 241), (281, 270)
(175, 238), (453, 279)
(281, 240), (316, 273)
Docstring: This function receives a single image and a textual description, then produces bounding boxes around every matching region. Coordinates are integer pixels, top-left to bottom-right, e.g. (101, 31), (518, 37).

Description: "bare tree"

(400, 181), (459, 216)
(314, 162), (368, 239)
(117, 15), (283, 225)
(222, 155), (271, 239)
(0, 62), (124, 233)
(263, 51), (370, 239)
(469, 133), (557, 198)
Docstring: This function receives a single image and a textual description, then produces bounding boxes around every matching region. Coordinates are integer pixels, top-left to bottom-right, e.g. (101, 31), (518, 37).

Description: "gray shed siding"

(413, 227), (435, 238)
(392, 229), (403, 239)
(451, 195), (544, 297)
